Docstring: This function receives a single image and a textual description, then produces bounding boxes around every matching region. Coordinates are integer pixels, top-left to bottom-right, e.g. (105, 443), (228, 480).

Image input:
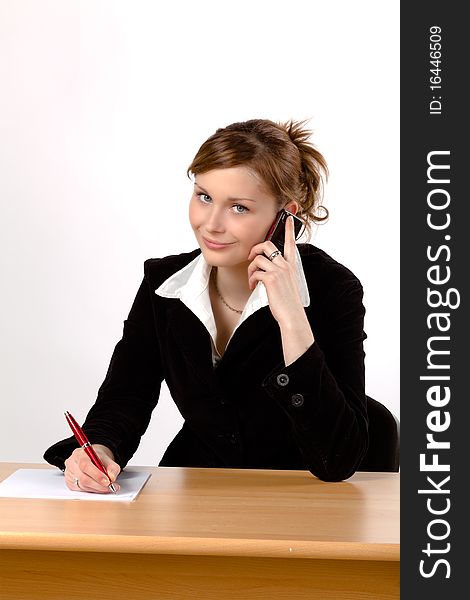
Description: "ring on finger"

(268, 250), (282, 262)
(74, 477), (80, 489)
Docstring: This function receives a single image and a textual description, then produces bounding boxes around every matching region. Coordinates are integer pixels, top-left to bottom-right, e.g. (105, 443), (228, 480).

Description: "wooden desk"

(0, 463), (399, 600)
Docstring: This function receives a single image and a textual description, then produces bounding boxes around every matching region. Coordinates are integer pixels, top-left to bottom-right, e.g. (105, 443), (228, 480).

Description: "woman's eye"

(198, 193), (211, 203)
(233, 204), (248, 214)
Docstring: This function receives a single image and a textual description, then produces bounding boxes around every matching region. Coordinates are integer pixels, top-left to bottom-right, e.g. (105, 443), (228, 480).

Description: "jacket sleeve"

(261, 276), (368, 482)
(43, 264), (164, 470)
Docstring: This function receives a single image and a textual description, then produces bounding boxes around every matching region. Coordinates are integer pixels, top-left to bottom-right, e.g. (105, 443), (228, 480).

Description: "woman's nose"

(205, 207), (225, 232)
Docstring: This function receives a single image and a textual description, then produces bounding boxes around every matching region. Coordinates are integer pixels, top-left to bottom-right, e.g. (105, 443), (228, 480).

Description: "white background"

(0, 0), (399, 465)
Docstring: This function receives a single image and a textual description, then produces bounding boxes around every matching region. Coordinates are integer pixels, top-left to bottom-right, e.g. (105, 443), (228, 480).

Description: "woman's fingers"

(66, 469), (113, 494)
(282, 215), (297, 264)
(247, 242), (284, 280)
(93, 444), (121, 482)
(247, 217), (297, 279)
(247, 253), (277, 278)
(64, 446), (121, 493)
(245, 216), (304, 324)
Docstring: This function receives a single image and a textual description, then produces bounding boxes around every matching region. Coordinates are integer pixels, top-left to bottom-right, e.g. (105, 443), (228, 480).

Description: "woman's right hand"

(64, 444), (121, 493)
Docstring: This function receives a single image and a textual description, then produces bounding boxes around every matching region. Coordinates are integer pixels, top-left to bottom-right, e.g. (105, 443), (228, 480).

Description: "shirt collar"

(155, 246), (310, 353)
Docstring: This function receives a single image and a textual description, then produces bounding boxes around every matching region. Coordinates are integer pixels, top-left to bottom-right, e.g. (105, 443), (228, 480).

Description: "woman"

(44, 118), (368, 490)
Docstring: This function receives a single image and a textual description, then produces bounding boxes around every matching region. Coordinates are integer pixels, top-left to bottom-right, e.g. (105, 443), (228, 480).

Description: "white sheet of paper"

(0, 468), (151, 502)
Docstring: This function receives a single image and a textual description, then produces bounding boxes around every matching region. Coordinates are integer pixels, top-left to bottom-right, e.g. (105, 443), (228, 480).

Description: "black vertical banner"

(401, 2), (467, 598)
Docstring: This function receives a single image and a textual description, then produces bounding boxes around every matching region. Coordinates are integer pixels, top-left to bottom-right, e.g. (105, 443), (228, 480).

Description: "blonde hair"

(187, 118), (329, 238)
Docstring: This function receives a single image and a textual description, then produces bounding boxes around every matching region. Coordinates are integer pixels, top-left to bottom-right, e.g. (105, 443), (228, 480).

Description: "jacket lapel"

(165, 302), (215, 385)
(165, 300), (280, 385)
(220, 306), (279, 364)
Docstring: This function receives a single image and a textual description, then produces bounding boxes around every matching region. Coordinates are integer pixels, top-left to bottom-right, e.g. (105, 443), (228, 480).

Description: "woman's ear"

(284, 201), (299, 215)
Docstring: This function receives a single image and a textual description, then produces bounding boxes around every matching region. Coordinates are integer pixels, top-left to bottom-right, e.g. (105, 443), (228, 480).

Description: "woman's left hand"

(247, 215), (305, 326)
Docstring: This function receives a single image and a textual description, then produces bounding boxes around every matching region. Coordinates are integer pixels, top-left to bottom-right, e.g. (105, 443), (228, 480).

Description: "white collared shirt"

(155, 247), (310, 367)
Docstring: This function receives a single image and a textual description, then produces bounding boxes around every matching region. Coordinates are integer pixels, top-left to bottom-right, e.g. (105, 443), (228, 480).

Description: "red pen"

(64, 411), (118, 493)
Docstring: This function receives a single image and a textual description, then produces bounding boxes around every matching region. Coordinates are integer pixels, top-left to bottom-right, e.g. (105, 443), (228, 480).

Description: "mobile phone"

(264, 209), (305, 253)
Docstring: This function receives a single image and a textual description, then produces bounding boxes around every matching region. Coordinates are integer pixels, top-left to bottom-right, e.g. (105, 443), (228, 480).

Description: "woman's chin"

(200, 249), (249, 269)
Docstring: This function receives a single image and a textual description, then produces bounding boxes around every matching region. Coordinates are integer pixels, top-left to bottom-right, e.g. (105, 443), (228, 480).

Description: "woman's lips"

(202, 237), (235, 250)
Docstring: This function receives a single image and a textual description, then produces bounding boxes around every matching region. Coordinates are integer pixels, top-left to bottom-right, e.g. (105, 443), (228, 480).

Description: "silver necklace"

(213, 271), (243, 314)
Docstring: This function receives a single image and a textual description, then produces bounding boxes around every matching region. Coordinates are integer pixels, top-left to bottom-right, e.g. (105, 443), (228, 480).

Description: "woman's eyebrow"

(194, 184), (257, 203)
(228, 195), (257, 203)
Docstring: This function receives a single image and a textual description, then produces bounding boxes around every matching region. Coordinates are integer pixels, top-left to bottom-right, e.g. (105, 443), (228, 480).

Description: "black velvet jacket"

(44, 243), (368, 482)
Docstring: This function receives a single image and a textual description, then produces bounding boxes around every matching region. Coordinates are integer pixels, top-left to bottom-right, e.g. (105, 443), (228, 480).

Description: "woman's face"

(189, 166), (280, 268)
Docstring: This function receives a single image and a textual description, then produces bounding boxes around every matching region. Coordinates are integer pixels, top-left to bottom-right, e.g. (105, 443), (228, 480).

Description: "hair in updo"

(187, 118), (329, 239)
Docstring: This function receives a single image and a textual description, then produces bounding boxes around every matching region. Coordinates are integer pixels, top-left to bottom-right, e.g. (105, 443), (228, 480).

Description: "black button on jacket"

(44, 243), (368, 482)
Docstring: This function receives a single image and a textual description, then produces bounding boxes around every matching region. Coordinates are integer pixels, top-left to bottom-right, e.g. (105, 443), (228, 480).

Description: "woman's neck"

(211, 263), (252, 306)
